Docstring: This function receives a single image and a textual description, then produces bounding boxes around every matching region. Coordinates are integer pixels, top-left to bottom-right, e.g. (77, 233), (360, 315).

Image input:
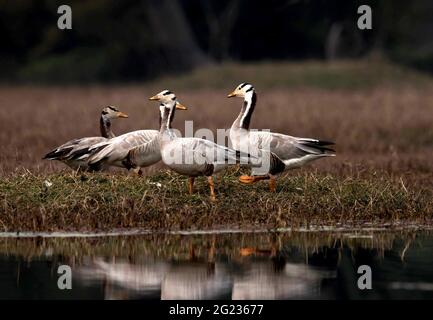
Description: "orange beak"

(227, 91), (237, 98)
(116, 112), (128, 118)
(175, 102), (187, 110)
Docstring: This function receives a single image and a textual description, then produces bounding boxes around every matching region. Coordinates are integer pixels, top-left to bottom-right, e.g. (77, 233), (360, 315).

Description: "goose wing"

(86, 130), (159, 165)
(249, 131), (335, 161)
(44, 137), (107, 160)
(172, 138), (253, 165)
(126, 135), (161, 167)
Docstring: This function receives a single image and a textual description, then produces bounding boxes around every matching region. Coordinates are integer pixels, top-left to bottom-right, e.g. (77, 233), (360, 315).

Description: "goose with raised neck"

(149, 90), (254, 201)
(228, 82), (336, 192)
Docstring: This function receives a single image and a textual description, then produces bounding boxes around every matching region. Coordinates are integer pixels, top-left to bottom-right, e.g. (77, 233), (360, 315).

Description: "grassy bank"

(1, 168), (432, 232)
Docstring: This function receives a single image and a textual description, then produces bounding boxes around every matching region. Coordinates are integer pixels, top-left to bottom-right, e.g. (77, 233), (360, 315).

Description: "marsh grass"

(1, 167), (432, 232)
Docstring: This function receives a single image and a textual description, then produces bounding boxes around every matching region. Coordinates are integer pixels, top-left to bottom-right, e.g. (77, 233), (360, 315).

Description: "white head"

(149, 90), (188, 132)
(101, 106), (128, 119)
(149, 90), (188, 110)
(227, 83), (255, 99)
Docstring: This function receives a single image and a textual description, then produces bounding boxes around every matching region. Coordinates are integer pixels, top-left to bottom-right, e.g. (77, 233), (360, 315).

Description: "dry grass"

(0, 60), (432, 231)
(1, 168), (432, 232)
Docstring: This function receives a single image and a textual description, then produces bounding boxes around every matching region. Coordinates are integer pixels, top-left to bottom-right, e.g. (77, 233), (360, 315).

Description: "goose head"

(227, 83), (255, 98)
(149, 90), (187, 110)
(101, 106), (129, 119)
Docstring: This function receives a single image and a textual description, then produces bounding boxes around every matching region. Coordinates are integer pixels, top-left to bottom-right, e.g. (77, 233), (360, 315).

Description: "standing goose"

(43, 106), (128, 171)
(85, 93), (187, 174)
(149, 90), (254, 201)
(227, 83), (335, 192)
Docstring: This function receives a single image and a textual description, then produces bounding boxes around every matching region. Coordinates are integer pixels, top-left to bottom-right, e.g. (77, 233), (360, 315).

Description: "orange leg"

(239, 175), (270, 184)
(208, 235), (216, 262)
(188, 177), (195, 195)
(268, 175), (277, 192)
(128, 165), (142, 176)
(189, 242), (196, 260)
(216, 174), (222, 185)
(207, 176), (216, 201)
(240, 247), (257, 257)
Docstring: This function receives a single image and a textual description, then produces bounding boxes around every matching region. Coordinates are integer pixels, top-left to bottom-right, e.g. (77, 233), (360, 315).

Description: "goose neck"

(100, 116), (115, 138)
(159, 102), (176, 134)
(232, 91), (256, 131)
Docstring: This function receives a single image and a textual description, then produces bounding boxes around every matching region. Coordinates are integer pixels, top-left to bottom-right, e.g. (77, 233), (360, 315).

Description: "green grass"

(1, 168), (432, 232)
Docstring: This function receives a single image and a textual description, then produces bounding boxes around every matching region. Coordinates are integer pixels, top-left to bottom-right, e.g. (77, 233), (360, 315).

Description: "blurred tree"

(144, 0), (210, 70)
(200, 0), (241, 62)
(0, 0), (431, 83)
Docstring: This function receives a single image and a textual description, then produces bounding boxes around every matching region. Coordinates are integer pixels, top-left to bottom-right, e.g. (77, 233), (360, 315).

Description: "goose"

(227, 83), (335, 192)
(84, 96), (187, 174)
(43, 106), (128, 171)
(149, 90), (254, 201)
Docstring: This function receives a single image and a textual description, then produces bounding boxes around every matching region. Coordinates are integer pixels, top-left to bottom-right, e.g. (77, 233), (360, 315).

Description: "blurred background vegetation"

(1, 0), (432, 84)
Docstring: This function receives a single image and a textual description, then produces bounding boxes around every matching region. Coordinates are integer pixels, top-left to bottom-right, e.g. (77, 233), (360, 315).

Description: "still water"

(0, 230), (432, 299)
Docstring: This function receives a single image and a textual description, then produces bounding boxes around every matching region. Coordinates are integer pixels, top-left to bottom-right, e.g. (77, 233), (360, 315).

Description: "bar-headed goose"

(227, 83), (335, 192)
(85, 93), (187, 174)
(43, 106), (128, 171)
(149, 90), (253, 201)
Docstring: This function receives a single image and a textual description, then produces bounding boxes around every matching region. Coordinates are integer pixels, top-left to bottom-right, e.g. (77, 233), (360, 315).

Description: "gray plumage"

(43, 106), (128, 171)
(229, 83), (335, 176)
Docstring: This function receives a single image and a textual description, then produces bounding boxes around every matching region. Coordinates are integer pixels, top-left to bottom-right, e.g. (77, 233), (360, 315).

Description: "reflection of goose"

(43, 106), (128, 171)
(232, 261), (336, 300)
(160, 236), (231, 300)
(78, 258), (169, 298)
(76, 241), (337, 300)
(78, 257), (231, 300)
(161, 262), (231, 300)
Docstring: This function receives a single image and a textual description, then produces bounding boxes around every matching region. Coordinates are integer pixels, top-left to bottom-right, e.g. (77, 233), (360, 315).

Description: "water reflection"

(231, 261), (336, 299)
(0, 230), (432, 299)
(80, 259), (170, 299)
